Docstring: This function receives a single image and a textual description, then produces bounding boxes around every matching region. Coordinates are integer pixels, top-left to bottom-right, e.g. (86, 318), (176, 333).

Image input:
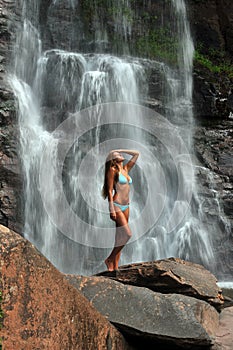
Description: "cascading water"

(9, 0), (226, 276)
(162, 0), (214, 267)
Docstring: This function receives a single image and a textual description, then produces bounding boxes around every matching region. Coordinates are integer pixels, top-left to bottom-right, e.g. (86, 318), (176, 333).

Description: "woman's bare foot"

(105, 258), (115, 271)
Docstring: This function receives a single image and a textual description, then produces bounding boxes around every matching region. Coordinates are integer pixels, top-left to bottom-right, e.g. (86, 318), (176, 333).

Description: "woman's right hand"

(110, 211), (117, 221)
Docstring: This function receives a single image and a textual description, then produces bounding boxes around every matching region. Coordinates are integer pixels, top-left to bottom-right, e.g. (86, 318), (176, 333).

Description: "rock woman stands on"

(102, 149), (139, 271)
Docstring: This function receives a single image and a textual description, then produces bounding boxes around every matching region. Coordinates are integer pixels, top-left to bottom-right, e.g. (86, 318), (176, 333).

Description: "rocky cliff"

(0, 0), (23, 233)
(188, 0), (233, 276)
(37, 0), (233, 119)
(188, 0), (233, 118)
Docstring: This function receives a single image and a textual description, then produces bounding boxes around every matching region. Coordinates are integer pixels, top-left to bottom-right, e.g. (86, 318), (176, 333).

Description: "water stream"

(9, 0), (226, 276)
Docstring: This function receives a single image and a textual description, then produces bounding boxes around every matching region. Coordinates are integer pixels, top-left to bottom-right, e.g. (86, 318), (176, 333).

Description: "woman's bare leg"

(115, 207), (129, 269)
(105, 208), (131, 271)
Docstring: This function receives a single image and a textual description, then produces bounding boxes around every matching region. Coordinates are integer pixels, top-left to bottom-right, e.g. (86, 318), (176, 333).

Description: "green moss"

(135, 28), (178, 65)
(194, 51), (221, 72)
(79, 0), (179, 63)
(107, 5), (133, 23)
(0, 100), (15, 111)
(194, 49), (233, 78)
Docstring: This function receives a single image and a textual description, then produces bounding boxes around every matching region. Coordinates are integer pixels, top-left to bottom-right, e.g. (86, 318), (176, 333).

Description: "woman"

(102, 149), (139, 271)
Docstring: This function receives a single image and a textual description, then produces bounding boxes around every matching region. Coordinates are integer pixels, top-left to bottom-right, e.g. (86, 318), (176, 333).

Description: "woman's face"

(112, 152), (124, 163)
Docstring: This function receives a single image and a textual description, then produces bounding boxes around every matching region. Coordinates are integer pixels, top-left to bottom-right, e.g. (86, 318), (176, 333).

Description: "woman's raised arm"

(110, 149), (139, 172)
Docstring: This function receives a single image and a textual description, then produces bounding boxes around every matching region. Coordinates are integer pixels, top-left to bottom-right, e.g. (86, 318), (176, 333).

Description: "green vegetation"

(80, 0), (179, 65)
(194, 48), (233, 78)
(82, 0), (135, 21)
(107, 5), (133, 23)
(135, 28), (178, 65)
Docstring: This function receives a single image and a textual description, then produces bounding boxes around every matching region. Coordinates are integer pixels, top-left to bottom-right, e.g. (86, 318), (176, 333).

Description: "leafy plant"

(194, 49), (233, 78)
(135, 28), (178, 65)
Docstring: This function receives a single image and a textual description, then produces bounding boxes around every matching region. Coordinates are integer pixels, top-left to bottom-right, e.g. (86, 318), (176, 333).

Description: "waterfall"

(9, 0), (222, 276)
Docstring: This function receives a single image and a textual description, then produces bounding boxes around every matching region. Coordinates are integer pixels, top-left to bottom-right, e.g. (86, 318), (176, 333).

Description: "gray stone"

(96, 258), (224, 310)
(66, 274), (219, 349)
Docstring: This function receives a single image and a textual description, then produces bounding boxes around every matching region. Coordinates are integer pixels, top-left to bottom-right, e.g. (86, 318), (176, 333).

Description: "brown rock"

(96, 258), (223, 309)
(0, 225), (131, 350)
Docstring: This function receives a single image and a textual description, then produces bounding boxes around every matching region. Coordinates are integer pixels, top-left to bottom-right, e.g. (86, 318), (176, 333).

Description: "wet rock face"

(184, 0), (233, 280)
(0, 0), (24, 232)
(188, 0), (233, 57)
(193, 69), (233, 119)
(187, 0), (233, 119)
(194, 119), (233, 279)
(189, 0), (224, 53)
(194, 120), (233, 182)
(39, 0), (233, 119)
(0, 225), (131, 350)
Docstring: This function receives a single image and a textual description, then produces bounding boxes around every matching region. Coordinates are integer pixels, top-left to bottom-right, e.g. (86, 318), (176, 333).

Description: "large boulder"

(66, 274), (219, 349)
(96, 258), (223, 309)
(0, 225), (131, 350)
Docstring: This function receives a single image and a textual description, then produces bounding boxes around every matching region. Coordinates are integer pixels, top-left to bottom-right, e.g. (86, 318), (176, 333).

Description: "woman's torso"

(113, 167), (132, 205)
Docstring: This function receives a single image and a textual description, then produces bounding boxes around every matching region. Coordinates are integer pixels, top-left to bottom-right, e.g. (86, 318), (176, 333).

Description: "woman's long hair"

(102, 159), (120, 199)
